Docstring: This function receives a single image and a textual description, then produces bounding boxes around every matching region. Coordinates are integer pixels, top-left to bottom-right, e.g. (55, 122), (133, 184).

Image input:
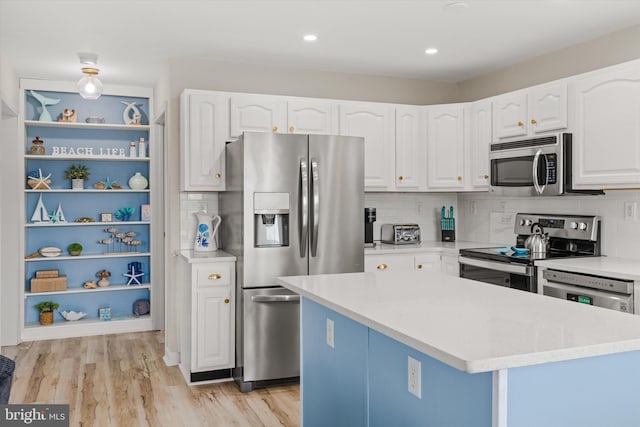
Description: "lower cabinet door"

(440, 255), (460, 277)
(364, 254), (414, 272)
(414, 254), (440, 272)
(194, 287), (233, 371)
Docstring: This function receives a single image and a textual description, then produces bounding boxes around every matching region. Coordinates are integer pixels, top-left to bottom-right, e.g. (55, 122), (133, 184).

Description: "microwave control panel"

(544, 153), (557, 184)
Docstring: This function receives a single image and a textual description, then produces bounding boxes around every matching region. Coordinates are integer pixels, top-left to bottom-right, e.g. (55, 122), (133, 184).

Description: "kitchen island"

(278, 271), (640, 427)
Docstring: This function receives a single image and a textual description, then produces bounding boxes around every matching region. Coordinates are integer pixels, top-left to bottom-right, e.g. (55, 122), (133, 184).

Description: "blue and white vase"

(194, 212), (221, 252)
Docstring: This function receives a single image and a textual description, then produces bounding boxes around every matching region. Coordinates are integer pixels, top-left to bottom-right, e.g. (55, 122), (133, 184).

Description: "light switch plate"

(624, 201), (637, 221)
(326, 318), (334, 348)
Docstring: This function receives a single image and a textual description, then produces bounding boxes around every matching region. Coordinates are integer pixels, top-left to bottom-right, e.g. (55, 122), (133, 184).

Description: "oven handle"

(459, 256), (534, 277)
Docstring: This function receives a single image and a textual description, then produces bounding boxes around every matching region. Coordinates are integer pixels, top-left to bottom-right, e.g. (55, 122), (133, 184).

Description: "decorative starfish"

(48, 210), (61, 223)
(27, 168), (52, 190)
(123, 265), (144, 286)
(99, 177), (118, 190)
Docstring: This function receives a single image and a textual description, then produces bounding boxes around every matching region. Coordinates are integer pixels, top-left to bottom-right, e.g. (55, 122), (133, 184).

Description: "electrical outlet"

(408, 356), (421, 398)
(470, 201), (477, 216)
(326, 318), (334, 348)
(624, 202), (637, 221)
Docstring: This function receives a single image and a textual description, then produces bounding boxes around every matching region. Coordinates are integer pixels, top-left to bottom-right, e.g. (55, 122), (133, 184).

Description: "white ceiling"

(1, 0), (640, 87)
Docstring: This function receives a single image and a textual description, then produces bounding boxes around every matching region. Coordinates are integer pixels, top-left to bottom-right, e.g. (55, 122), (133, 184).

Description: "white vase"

(194, 212), (221, 252)
(71, 179), (84, 190)
(128, 172), (148, 190)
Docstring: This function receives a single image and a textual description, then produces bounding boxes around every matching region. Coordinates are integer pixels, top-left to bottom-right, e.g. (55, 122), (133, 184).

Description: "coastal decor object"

(38, 246), (62, 257)
(140, 204), (151, 221)
(96, 269), (111, 287)
(48, 204), (67, 224)
(74, 217), (95, 223)
(30, 271), (67, 293)
(128, 172), (148, 190)
(27, 168), (52, 190)
(31, 193), (49, 222)
(59, 109), (77, 123)
(60, 310), (87, 321)
(83, 280), (97, 289)
(77, 53), (103, 100)
(29, 90), (60, 122)
(85, 116), (105, 124)
(99, 307), (111, 321)
(133, 299), (150, 317)
(121, 101), (142, 125)
(115, 207), (135, 221)
(94, 177), (122, 190)
(124, 262), (143, 286)
(64, 164), (90, 190)
(194, 212), (221, 252)
(67, 242), (83, 256)
(100, 212), (113, 222)
(138, 138), (146, 158)
(34, 301), (59, 325)
(30, 136), (45, 155)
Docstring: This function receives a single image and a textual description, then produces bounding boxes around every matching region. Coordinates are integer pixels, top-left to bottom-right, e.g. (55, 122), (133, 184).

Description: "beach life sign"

(50, 146), (127, 157)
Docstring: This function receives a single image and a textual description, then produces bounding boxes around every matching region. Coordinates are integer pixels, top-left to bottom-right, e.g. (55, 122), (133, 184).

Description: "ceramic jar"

(194, 212), (221, 252)
(128, 172), (148, 190)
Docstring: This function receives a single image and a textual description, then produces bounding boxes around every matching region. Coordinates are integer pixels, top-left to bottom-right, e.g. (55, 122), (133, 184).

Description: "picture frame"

(100, 212), (113, 222)
(99, 307), (111, 321)
(140, 204), (151, 222)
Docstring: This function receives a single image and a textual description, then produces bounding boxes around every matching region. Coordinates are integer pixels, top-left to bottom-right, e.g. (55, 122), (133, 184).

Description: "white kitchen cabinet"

(426, 104), (466, 191)
(340, 102), (395, 190)
(395, 106), (426, 190)
(180, 90), (229, 191)
(180, 256), (236, 381)
(230, 94), (286, 137)
(468, 100), (491, 191)
(440, 254), (460, 277)
(413, 254), (440, 272)
(287, 99), (339, 134)
(492, 80), (567, 141)
(364, 254), (414, 272)
(570, 60), (640, 189)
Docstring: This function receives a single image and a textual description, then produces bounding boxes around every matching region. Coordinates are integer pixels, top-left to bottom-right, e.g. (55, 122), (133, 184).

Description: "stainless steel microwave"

(489, 133), (603, 197)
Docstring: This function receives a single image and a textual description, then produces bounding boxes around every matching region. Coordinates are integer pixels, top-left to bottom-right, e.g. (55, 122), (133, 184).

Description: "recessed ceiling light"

(303, 34), (318, 42)
(425, 48), (439, 55)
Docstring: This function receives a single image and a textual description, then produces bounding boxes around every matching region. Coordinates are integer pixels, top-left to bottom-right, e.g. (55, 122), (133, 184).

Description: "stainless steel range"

(459, 213), (601, 292)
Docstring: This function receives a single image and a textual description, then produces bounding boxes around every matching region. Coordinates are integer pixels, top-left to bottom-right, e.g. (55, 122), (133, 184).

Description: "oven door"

(459, 256), (536, 292)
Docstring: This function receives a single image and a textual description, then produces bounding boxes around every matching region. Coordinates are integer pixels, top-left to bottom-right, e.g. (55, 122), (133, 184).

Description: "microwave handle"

(532, 149), (547, 195)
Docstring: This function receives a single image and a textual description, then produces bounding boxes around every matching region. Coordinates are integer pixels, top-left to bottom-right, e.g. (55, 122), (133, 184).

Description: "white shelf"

(25, 283), (151, 297)
(25, 189), (150, 193)
(25, 221), (150, 228)
(24, 120), (150, 131)
(25, 252), (151, 262)
(25, 154), (149, 162)
(21, 315), (153, 341)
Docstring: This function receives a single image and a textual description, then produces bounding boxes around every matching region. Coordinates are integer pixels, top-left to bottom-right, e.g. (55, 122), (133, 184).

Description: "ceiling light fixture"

(77, 53), (103, 100)
(303, 34), (318, 42)
(425, 47), (439, 55)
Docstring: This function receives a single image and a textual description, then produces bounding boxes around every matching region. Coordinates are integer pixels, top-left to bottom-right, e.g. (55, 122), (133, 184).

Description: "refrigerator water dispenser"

(254, 192), (290, 247)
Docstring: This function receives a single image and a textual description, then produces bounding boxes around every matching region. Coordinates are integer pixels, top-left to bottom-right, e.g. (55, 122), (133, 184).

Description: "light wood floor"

(1, 331), (300, 427)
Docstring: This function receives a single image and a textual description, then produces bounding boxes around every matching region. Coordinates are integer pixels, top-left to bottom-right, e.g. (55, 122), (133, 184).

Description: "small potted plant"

(67, 242), (83, 256)
(64, 164), (90, 190)
(34, 301), (59, 325)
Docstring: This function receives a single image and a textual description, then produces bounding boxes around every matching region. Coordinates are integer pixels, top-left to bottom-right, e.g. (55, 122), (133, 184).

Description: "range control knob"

(524, 219), (533, 226)
(578, 222), (588, 231)
(569, 221), (578, 230)
(519, 219), (526, 226)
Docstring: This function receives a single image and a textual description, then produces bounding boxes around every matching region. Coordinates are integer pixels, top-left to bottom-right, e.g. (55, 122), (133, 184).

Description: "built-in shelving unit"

(19, 80), (157, 341)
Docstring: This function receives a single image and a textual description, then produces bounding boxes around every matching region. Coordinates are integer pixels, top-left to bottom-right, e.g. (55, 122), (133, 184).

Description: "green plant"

(64, 164), (90, 180)
(34, 301), (59, 313)
(67, 242), (83, 254)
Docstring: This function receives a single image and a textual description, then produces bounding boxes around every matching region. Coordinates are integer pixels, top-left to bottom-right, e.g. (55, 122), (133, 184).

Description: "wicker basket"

(39, 312), (54, 325)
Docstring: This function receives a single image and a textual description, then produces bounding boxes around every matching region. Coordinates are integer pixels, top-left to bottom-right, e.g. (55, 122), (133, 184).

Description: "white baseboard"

(163, 346), (180, 366)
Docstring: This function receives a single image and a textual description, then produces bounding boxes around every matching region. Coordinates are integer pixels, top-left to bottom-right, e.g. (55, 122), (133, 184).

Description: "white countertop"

(180, 249), (237, 263)
(278, 270), (640, 374)
(365, 240), (498, 256)
(536, 256), (640, 281)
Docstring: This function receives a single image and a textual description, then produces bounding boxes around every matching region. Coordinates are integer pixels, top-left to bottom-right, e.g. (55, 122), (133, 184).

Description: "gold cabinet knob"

(484, 175), (489, 179)
(272, 126), (278, 132)
(457, 176), (462, 181)
(289, 126), (295, 132)
(517, 121), (523, 127)
(377, 263), (388, 270)
(398, 176), (404, 181)
(531, 119), (537, 125)
(224, 298), (230, 304)
(208, 274), (221, 280)
(417, 264), (423, 269)
(214, 173), (222, 179)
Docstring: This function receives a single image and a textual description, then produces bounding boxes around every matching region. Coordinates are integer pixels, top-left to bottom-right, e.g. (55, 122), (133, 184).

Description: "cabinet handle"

(484, 175), (489, 179)
(517, 121), (523, 127)
(376, 263), (388, 270)
(457, 176), (462, 181)
(531, 119), (537, 125)
(214, 173), (222, 179)
(289, 126), (295, 132)
(272, 126), (278, 132)
(417, 264), (423, 269)
(224, 298), (230, 304)
(398, 175), (404, 181)
(208, 274), (221, 280)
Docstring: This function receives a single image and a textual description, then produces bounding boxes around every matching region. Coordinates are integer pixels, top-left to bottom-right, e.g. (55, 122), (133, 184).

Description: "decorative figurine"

(30, 193), (49, 222)
(83, 280), (97, 289)
(53, 204), (66, 223)
(96, 269), (111, 287)
(29, 90), (60, 122)
(99, 307), (111, 321)
(30, 136), (45, 155)
(27, 168), (52, 190)
(59, 109), (77, 123)
(121, 101), (142, 125)
(115, 207), (135, 221)
(94, 177), (122, 190)
(124, 262), (144, 286)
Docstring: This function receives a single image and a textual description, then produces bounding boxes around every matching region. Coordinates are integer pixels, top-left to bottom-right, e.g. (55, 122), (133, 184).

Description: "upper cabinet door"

(427, 105), (466, 191)
(469, 100), (491, 190)
(180, 90), (229, 191)
(530, 81), (568, 134)
(287, 99), (339, 134)
(492, 90), (528, 140)
(395, 106), (426, 190)
(339, 102), (395, 190)
(230, 94), (286, 137)
(571, 62), (640, 189)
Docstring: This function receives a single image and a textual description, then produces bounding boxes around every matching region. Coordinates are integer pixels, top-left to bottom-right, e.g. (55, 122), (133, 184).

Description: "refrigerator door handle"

(300, 159), (309, 258)
(310, 158), (320, 257)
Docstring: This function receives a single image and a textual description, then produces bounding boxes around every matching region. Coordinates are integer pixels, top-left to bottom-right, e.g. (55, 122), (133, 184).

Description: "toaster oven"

(381, 224), (420, 245)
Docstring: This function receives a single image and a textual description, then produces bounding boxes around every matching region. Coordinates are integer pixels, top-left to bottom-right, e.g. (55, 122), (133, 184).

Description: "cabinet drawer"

(413, 254), (440, 272)
(194, 263), (233, 287)
(364, 254), (414, 272)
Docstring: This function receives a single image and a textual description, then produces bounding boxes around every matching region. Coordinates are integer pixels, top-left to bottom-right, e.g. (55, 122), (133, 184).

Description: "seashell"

(83, 280), (97, 289)
(60, 310), (88, 321)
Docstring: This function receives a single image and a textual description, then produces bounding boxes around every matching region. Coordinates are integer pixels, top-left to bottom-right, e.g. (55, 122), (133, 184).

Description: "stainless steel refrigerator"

(220, 131), (364, 392)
